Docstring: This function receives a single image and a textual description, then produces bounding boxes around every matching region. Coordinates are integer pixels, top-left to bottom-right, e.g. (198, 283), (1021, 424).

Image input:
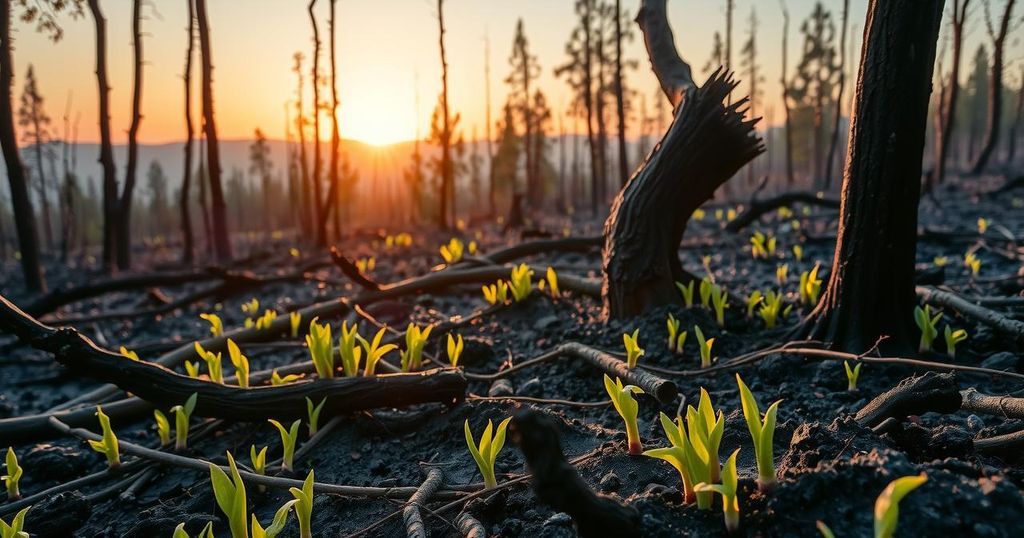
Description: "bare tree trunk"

(31, 133), (52, 250)
(595, 25), (608, 205)
(799, 0), (943, 353)
(195, 0), (231, 261)
(115, 0), (143, 270)
(971, 0), (1016, 174)
(329, 0), (341, 241)
(485, 36), (496, 217)
(780, 1), (795, 186)
(180, 0), (195, 265)
(824, 0), (850, 190)
(294, 53), (312, 238)
(0, 0), (44, 291)
(1008, 65), (1024, 164)
(437, 0), (452, 229)
(603, 0), (762, 318)
(934, 0), (970, 189)
(614, 0), (629, 187)
(583, 2), (600, 215)
(87, 0), (118, 271)
(309, 0), (324, 242)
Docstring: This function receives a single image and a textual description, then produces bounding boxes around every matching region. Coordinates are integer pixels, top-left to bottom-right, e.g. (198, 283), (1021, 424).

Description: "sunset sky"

(8, 0), (1017, 147)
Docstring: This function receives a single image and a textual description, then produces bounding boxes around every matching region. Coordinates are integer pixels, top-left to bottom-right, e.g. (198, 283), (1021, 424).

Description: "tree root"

(917, 285), (1024, 344)
(854, 372), (962, 428)
(403, 468), (445, 538)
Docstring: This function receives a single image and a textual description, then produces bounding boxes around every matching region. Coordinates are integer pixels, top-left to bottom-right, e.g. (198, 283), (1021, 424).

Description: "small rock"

(543, 513), (573, 527)
(369, 458), (389, 475)
(488, 379), (515, 397)
(599, 471), (621, 493)
(966, 414), (985, 432)
(980, 352), (1018, 371)
(517, 378), (543, 398)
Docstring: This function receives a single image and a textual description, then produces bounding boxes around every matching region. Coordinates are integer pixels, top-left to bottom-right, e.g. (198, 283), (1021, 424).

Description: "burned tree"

(115, 0), (144, 269)
(971, 0), (1017, 174)
(436, 0), (454, 229)
(86, 0), (118, 271)
(779, 0), (795, 186)
(17, 65), (53, 251)
(180, 0), (196, 264)
(799, 0), (944, 353)
(933, 0), (971, 188)
(195, 0), (232, 261)
(823, 0), (850, 188)
(602, 0), (762, 318)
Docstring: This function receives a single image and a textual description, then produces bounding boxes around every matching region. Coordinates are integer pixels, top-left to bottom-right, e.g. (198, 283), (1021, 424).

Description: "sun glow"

(337, 86), (418, 147)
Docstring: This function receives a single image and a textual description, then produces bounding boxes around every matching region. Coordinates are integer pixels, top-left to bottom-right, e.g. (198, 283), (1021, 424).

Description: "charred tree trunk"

(934, 0), (970, 188)
(970, 0), (1016, 175)
(180, 0), (196, 265)
(87, 0), (118, 272)
(315, 0), (341, 246)
(309, 0), (325, 244)
(437, 0), (453, 230)
(294, 53), (313, 238)
(614, 0), (629, 187)
(1007, 65), (1024, 164)
(115, 0), (143, 270)
(0, 0), (44, 291)
(485, 37), (497, 217)
(603, 0), (762, 318)
(823, 0), (850, 190)
(195, 0), (231, 261)
(798, 0), (943, 353)
(780, 2), (795, 186)
(583, 3), (600, 215)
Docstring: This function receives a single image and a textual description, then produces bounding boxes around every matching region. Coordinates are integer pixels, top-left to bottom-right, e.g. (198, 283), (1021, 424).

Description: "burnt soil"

(3, 180), (1024, 537)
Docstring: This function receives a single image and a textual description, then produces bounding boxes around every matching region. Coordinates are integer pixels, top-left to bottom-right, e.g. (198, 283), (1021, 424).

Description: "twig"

(403, 468), (445, 538)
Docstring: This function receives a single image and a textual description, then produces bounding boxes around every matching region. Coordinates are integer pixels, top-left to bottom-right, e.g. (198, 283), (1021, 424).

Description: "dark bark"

(294, 53), (313, 237)
(824, 0), (850, 189)
(1008, 65), (1024, 164)
(560, 342), (677, 403)
(180, 0), (195, 264)
(437, 0), (452, 229)
(402, 469), (443, 538)
(317, 0), (341, 245)
(934, 0), (970, 188)
(780, 3), (795, 186)
(87, 0), (118, 271)
(308, 0), (324, 242)
(614, 0), (628, 187)
(798, 0), (944, 353)
(115, 0), (143, 270)
(195, 0), (232, 261)
(970, 0), (1016, 174)
(582, 2), (600, 215)
(0, 0), (44, 291)
(854, 372), (961, 428)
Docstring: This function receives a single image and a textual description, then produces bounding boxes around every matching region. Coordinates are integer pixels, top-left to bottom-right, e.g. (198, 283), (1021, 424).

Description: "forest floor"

(3, 178), (1024, 537)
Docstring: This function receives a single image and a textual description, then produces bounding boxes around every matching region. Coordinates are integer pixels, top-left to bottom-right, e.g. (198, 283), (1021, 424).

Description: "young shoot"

(964, 252), (981, 277)
(194, 342), (224, 384)
(750, 231), (776, 259)
(3, 448), (21, 501)
(464, 417), (512, 488)
(355, 256), (376, 273)
(844, 361), (862, 392)
(0, 506), (30, 538)
(289, 311), (302, 338)
(482, 280), (510, 305)
(759, 291), (791, 329)
(875, 474), (928, 538)
(89, 406), (120, 469)
(447, 333), (464, 367)
(736, 375), (780, 492)
(695, 326), (716, 368)
(200, 312), (224, 338)
(184, 360), (201, 379)
(268, 419), (301, 473)
(359, 327), (398, 376)
(944, 325), (968, 358)
(306, 397), (326, 437)
(306, 317), (335, 379)
(227, 339), (250, 388)
(799, 264), (823, 306)
(171, 393), (199, 452)
(623, 329), (645, 368)
(745, 291), (763, 319)
(913, 305), (942, 353)
(666, 313), (687, 353)
(154, 409), (171, 447)
(271, 369), (301, 386)
(776, 263), (789, 285)
(710, 284), (728, 326)
(603, 374), (645, 455)
(255, 309), (278, 330)
(977, 217), (989, 234)
(289, 470), (315, 538)
(694, 449), (741, 533)
(440, 238), (465, 264)
(676, 280), (695, 306)
(400, 323), (433, 372)
(643, 413), (698, 503)
(792, 245), (804, 262)
(508, 264), (534, 302)
(542, 266), (559, 298)
(687, 388), (725, 510)
(338, 321), (362, 377)
(208, 451), (248, 538)
(933, 256), (948, 267)
(250, 444), (268, 480)
(699, 277), (714, 307)
(119, 346), (140, 361)
(252, 499), (297, 538)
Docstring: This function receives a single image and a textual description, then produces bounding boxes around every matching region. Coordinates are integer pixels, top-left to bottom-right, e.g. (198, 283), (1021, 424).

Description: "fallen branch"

(917, 285), (1024, 344)
(725, 191), (840, 232)
(330, 246), (382, 291)
(960, 388), (1024, 420)
(403, 468), (445, 538)
(456, 513), (487, 538)
(854, 372), (962, 428)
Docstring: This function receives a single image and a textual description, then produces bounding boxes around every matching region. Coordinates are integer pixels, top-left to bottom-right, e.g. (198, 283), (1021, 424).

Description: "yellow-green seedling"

(758, 291), (791, 329)
(289, 470), (315, 538)
(913, 305), (942, 353)
(252, 499), (297, 538)
(447, 333), (464, 367)
(727, 208), (737, 221)
(799, 264), (823, 306)
(745, 291), (763, 319)
(509, 264), (534, 302)
(154, 409), (171, 447)
(750, 231), (776, 259)
(623, 329), (645, 368)
(686, 389), (726, 510)
(604, 374), (645, 455)
(482, 280), (510, 305)
(545, 267), (560, 298)
(355, 256), (376, 273)
(250, 445), (268, 485)
(242, 298), (260, 317)
(271, 369), (301, 386)
(289, 311), (302, 338)
(209, 451), (248, 538)
(172, 521), (211, 538)
(710, 284), (728, 327)
(194, 342), (224, 384)
(676, 280), (695, 306)
(359, 328), (398, 376)
(699, 277), (714, 307)
(844, 361), (862, 392)
(978, 217), (989, 234)
(255, 310), (278, 330)
(816, 521), (836, 538)
(89, 406), (120, 469)
(440, 238), (465, 264)
(268, 419), (301, 473)
(778, 206), (793, 218)
(693, 208), (706, 220)
(464, 417), (512, 488)
(643, 413), (698, 503)
(715, 208), (724, 221)
(306, 397), (326, 436)
(468, 240), (478, 254)
(400, 323), (434, 372)
(933, 256), (948, 267)
(792, 245), (803, 262)
(172, 393), (199, 452)
(694, 449), (741, 533)
(338, 321), (362, 377)
(200, 312), (224, 338)
(736, 374), (780, 492)
(944, 325), (968, 358)
(695, 326), (716, 368)
(227, 339), (250, 388)
(776, 263), (789, 285)
(119, 346), (140, 361)
(964, 252), (981, 277)
(306, 317), (335, 379)
(184, 360), (201, 379)
(3, 448), (22, 501)
(874, 473), (928, 538)
(666, 313), (687, 353)
(0, 506), (30, 538)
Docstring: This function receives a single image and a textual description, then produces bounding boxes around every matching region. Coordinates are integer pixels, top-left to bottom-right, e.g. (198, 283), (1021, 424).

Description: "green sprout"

(695, 326), (715, 368)
(464, 417), (512, 489)
(289, 470), (315, 538)
(603, 374), (645, 455)
(171, 393), (198, 452)
(250, 445), (268, 490)
(255, 310), (278, 330)
(119, 346), (140, 361)
(0, 506), (30, 538)
(792, 245), (803, 262)
(844, 361), (862, 392)
(666, 313), (687, 353)
(338, 321), (362, 377)
(745, 291), (763, 319)
(913, 305), (942, 353)
(699, 277), (714, 307)
(268, 419), (301, 473)
(676, 280), (695, 306)
(944, 325), (968, 358)
(3, 448), (22, 501)
(242, 298), (260, 318)
(758, 290), (791, 329)
(964, 252), (981, 277)
(816, 521), (836, 538)
(776, 263), (789, 285)
(88, 406), (120, 469)
(271, 369), (301, 385)
(306, 397), (326, 436)
(978, 217), (989, 234)
(289, 311), (302, 338)
(306, 317), (335, 379)
(875, 474), (928, 538)
(194, 342), (224, 384)
(736, 374), (780, 492)
(400, 323), (433, 372)
(200, 312), (224, 338)
(227, 339), (250, 388)
(799, 264), (823, 306)
(508, 263), (534, 302)
(208, 451), (248, 538)
(750, 231), (776, 259)
(252, 500), (297, 538)
(687, 388), (725, 510)
(694, 449), (741, 533)
(623, 329), (645, 368)
(710, 284), (728, 327)
(644, 412), (699, 503)
(359, 327), (398, 376)
(184, 360), (201, 379)
(355, 256), (376, 273)
(482, 280), (509, 305)
(440, 237), (465, 264)
(933, 255), (948, 267)
(154, 409), (171, 447)
(545, 267), (560, 298)
(447, 333), (464, 367)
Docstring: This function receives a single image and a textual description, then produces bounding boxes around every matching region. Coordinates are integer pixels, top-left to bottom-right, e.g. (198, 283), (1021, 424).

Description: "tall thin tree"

(970, 0), (1017, 174)
(195, 0), (231, 260)
(115, 0), (144, 269)
(437, 0), (453, 229)
(933, 0), (971, 188)
(780, 0), (795, 186)
(180, 0), (196, 264)
(87, 0), (118, 270)
(308, 0), (324, 240)
(613, 0), (628, 186)
(823, 0), (849, 189)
